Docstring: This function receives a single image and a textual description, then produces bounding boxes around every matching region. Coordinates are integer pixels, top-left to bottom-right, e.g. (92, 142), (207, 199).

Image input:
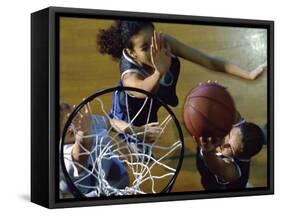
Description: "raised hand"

(71, 103), (93, 167)
(72, 104), (93, 143)
(150, 31), (171, 76)
(249, 62), (267, 80)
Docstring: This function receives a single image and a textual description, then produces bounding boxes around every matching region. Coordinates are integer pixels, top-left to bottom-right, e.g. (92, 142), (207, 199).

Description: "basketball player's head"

(97, 21), (155, 67)
(223, 122), (265, 160)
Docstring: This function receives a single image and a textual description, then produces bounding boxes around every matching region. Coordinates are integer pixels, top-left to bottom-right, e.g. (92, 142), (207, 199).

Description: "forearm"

(181, 48), (251, 80)
(202, 150), (239, 182)
(210, 57), (252, 79)
(178, 44), (251, 79)
(139, 70), (163, 93)
(124, 71), (163, 98)
(164, 33), (252, 80)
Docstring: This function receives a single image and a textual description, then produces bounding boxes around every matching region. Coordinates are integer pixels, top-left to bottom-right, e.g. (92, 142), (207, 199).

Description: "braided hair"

(97, 20), (154, 59)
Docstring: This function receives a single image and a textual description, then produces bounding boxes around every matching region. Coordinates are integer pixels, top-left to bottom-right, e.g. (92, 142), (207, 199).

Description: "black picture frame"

(31, 6), (274, 208)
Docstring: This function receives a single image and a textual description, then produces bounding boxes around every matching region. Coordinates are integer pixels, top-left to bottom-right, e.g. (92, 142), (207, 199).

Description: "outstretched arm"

(163, 33), (266, 80)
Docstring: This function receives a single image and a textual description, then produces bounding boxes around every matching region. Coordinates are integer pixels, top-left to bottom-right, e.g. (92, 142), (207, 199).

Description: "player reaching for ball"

(195, 118), (265, 190)
(183, 81), (266, 190)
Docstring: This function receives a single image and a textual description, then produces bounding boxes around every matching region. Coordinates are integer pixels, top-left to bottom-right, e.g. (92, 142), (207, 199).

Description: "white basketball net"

(62, 90), (183, 197)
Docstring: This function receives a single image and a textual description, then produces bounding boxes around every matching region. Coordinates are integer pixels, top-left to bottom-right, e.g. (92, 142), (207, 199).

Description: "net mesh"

(61, 89), (183, 197)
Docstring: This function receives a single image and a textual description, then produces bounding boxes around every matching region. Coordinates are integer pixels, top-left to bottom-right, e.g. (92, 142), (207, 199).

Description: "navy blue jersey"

(196, 147), (250, 190)
(109, 49), (180, 126)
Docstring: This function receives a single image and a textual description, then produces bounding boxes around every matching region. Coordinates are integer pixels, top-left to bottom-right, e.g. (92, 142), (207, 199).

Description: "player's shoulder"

(119, 49), (140, 72)
(119, 49), (149, 79)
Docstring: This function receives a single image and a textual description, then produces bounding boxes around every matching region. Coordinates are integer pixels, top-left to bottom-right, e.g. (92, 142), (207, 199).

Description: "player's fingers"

(73, 105), (79, 115)
(157, 32), (161, 50)
(151, 35), (155, 53)
(86, 102), (92, 115)
(78, 109), (84, 118)
(82, 98), (87, 113)
(154, 31), (158, 50)
(83, 104), (88, 114)
(150, 44), (156, 66)
(150, 44), (154, 57)
(72, 104), (83, 119)
(152, 33), (155, 51)
(159, 32), (164, 50)
(150, 42), (154, 53)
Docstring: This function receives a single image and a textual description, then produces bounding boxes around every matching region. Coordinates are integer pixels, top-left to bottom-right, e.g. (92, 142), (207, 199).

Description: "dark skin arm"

(122, 71), (162, 98)
(163, 33), (266, 80)
(197, 137), (241, 183)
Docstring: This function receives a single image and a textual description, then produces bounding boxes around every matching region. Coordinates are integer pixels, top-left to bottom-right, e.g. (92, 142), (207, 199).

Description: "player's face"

(221, 127), (243, 158)
(128, 26), (154, 69)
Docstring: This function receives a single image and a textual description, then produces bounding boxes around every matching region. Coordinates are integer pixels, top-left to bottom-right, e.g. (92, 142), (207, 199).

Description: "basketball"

(183, 82), (236, 140)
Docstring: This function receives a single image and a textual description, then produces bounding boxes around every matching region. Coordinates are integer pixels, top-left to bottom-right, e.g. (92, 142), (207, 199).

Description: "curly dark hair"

(96, 20), (154, 59)
(236, 122), (265, 159)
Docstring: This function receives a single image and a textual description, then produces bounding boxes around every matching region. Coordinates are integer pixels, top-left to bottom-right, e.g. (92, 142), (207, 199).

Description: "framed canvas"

(31, 6), (274, 208)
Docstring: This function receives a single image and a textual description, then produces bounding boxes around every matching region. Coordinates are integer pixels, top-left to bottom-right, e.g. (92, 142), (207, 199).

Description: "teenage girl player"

(97, 21), (266, 128)
(195, 119), (265, 190)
